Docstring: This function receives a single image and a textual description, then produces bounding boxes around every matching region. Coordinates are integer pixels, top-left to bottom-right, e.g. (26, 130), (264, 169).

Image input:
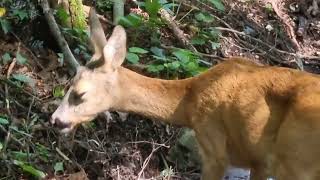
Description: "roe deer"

(51, 8), (320, 180)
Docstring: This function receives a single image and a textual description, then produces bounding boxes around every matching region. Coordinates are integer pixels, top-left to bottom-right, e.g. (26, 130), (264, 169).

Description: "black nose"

(54, 118), (71, 129)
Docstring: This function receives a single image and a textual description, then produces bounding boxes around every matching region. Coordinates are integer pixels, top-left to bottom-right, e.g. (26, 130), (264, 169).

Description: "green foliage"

(54, 162), (64, 173)
(57, 53), (64, 66)
(265, 3), (273, 13)
(13, 160), (46, 179)
(145, 0), (162, 18)
(96, 0), (113, 12)
(53, 85), (65, 98)
(16, 52), (27, 65)
(195, 12), (214, 23)
(69, 0), (87, 29)
(1, 52), (11, 64)
(167, 128), (201, 170)
(55, 7), (70, 27)
(61, 27), (89, 45)
(191, 27), (221, 51)
(0, 18), (11, 34)
(206, 0), (225, 11)
(119, 13), (143, 27)
(0, 116), (9, 125)
(0, 0), (39, 34)
(126, 47), (148, 64)
(11, 74), (35, 87)
(147, 47), (206, 77)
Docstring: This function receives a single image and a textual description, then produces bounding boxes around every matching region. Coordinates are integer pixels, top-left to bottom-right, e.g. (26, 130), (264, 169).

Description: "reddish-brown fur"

(51, 8), (320, 180)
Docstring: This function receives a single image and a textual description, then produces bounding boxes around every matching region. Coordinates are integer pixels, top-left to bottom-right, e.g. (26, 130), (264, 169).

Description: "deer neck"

(113, 67), (192, 126)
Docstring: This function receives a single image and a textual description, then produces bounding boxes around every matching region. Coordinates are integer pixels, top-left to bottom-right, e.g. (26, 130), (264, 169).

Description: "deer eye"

(68, 90), (85, 106)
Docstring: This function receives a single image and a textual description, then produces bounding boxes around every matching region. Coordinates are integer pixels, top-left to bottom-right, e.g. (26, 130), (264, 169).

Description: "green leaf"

(265, 3), (273, 12)
(147, 65), (158, 73)
(172, 49), (192, 62)
(0, 142), (3, 151)
(0, 7), (6, 17)
(118, 13), (143, 28)
(195, 12), (214, 23)
(0, 117), (9, 125)
(126, 52), (140, 64)
(0, 18), (11, 34)
(211, 42), (221, 50)
(145, 0), (162, 17)
(13, 160), (46, 179)
(147, 64), (164, 73)
(156, 64), (164, 71)
(16, 53), (27, 65)
(53, 86), (65, 98)
(56, 7), (70, 26)
(207, 0), (225, 11)
(185, 62), (198, 71)
(152, 55), (167, 61)
(54, 162), (64, 173)
(57, 53), (64, 66)
(168, 61), (180, 70)
(12, 10), (28, 20)
(191, 37), (206, 45)
(2, 52), (11, 64)
(11, 151), (29, 161)
(209, 28), (221, 39)
(150, 47), (165, 57)
(129, 47), (148, 54)
(12, 74), (35, 87)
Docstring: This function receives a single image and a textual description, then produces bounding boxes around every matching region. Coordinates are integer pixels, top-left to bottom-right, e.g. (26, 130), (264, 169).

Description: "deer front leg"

(201, 158), (227, 180)
(195, 123), (228, 180)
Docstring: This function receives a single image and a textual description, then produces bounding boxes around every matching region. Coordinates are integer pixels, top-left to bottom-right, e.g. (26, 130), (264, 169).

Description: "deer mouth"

(50, 117), (73, 133)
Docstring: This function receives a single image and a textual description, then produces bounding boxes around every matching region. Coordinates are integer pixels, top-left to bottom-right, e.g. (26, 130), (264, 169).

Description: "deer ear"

(86, 8), (107, 69)
(102, 25), (127, 71)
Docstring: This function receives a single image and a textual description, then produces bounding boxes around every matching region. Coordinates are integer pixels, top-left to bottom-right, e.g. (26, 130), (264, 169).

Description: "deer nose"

(53, 117), (71, 129)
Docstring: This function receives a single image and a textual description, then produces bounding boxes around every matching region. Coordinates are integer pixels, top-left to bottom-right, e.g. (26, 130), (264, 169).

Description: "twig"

(126, 141), (170, 148)
(161, 45), (224, 66)
(0, 76), (41, 101)
(55, 147), (72, 163)
(159, 8), (197, 52)
(27, 97), (35, 121)
(137, 143), (164, 180)
(267, 0), (300, 51)
(0, 125), (24, 148)
(10, 33), (45, 70)
(214, 27), (320, 60)
(40, 0), (80, 71)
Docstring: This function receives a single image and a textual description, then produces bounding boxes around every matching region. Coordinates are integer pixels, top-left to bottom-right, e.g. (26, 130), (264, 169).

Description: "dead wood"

(267, 0), (301, 51)
(40, 0), (80, 72)
(159, 8), (197, 52)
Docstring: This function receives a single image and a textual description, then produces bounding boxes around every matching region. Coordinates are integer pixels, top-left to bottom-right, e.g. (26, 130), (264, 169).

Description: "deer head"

(51, 8), (127, 133)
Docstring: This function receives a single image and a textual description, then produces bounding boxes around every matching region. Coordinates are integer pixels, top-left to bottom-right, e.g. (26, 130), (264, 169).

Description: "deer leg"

(274, 99), (320, 180)
(201, 159), (227, 180)
(251, 165), (269, 180)
(196, 123), (228, 180)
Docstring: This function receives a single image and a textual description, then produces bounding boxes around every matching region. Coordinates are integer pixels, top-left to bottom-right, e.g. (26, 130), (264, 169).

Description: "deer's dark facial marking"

(68, 90), (85, 106)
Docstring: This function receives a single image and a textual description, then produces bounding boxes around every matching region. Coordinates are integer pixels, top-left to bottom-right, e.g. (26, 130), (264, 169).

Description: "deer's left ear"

(102, 25), (127, 71)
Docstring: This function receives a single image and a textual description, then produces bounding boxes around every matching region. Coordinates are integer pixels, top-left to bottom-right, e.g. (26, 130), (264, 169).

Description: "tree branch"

(40, 0), (80, 72)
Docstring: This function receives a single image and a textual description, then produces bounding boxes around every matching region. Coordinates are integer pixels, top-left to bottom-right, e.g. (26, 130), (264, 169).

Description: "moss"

(69, 0), (86, 29)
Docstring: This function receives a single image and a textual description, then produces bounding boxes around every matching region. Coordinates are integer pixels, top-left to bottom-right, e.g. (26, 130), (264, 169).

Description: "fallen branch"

(214, 27), (320, 61)
(159, 8), (197, 52)
(267, 0), (300, 51)
(40, 0), (80, 71)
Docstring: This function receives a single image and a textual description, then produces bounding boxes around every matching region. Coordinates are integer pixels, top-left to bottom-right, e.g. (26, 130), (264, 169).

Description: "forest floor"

(0, 0), (320, 179)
